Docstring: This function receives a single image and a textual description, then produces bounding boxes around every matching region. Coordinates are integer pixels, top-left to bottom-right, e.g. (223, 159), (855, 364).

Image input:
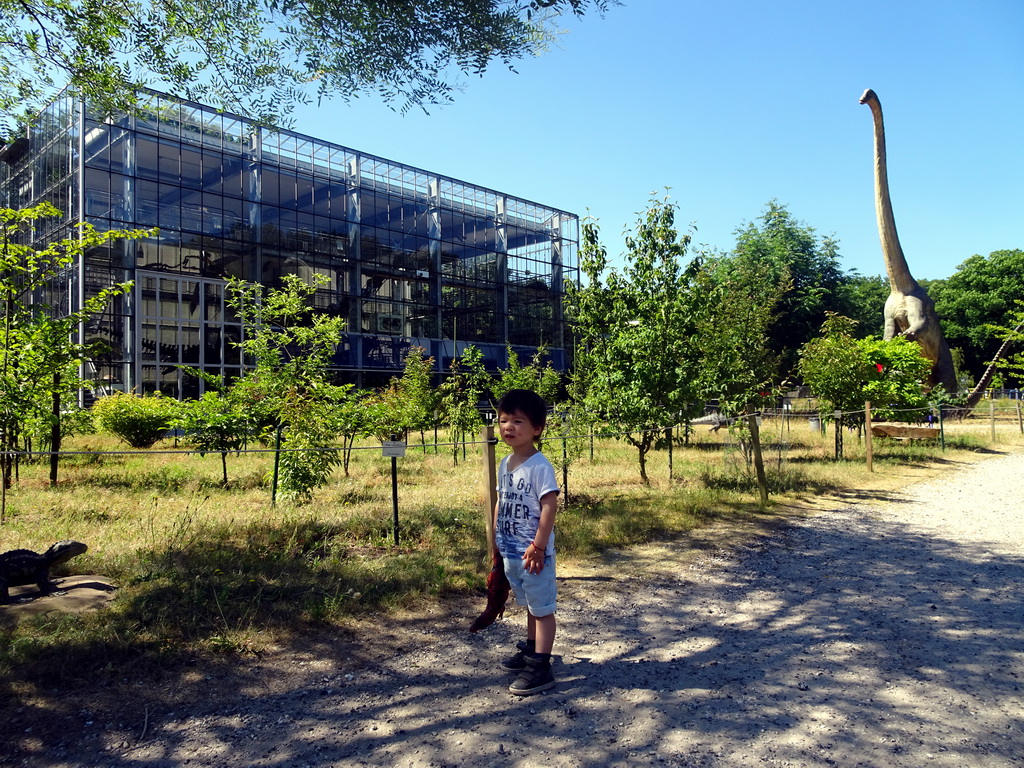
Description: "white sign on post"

(382, 441), (406, 458)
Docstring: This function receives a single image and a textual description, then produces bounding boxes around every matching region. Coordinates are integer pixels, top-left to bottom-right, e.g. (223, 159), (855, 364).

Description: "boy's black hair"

(496, 388), (548, 429)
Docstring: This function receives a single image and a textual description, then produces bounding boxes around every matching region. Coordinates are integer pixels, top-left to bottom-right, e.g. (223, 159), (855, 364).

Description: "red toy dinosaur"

(468, 551), (510, 632)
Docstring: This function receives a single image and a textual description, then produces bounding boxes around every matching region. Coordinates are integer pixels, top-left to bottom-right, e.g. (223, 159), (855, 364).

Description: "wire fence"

(1, 399), (1021, 528)
(5, 398), (1023, 462)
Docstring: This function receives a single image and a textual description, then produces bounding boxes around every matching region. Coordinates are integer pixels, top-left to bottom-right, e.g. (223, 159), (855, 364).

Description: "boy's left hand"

(522, 544), (545, 574)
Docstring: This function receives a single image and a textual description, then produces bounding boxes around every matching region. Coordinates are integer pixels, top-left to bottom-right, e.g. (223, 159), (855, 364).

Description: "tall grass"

(1, 415), (1020, 687)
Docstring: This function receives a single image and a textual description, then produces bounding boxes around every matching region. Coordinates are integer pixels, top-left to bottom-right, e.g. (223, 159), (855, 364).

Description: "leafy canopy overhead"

(0, 0), (613, 136)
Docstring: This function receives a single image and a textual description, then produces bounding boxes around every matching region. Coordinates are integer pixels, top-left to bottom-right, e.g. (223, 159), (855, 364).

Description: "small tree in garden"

(271, 383), (350, 501)
(565, 198), (709, 483)
(173, 387), (258, 486)
(700, 251), (789, 416)
(438, 345), (489, 465)
(546, 405), (586, 503)
(226, 273), (347, 501)
(491, 344), (561, 406)
(798, 313), (931, 426)
(395, 346), (438, 450)
(336, 389), (374, 476)
(0, 203), (149, 488)
(361, 383), (409, 443)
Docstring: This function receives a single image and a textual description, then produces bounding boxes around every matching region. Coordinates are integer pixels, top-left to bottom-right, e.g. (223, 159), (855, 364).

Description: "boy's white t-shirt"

(495, 451), (559, 558)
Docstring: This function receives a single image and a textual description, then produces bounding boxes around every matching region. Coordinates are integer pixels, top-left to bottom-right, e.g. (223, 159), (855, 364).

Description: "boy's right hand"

(522, 542), (545, 574)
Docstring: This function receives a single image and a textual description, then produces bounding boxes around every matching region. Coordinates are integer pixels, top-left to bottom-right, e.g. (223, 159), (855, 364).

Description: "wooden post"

(481, 425), (498, 560)
(864, 401), (873, 473)
(1017, 400), (1023, 435)
(746, 405), (769, 504)
(990, 398), (996, 442)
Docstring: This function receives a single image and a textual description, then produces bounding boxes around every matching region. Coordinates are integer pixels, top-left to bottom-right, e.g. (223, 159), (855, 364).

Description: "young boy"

(493, 388), (560, 696)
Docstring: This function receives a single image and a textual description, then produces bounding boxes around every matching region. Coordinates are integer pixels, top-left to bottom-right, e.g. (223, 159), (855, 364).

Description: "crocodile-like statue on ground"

(0, 540), (88, 604)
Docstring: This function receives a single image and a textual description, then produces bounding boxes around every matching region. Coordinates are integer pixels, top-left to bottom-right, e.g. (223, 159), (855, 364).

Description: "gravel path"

(11, 449), (1024, 767)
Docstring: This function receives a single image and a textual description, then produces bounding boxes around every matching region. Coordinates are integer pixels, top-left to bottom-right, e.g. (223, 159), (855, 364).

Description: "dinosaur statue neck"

(866, 94), (920, 295)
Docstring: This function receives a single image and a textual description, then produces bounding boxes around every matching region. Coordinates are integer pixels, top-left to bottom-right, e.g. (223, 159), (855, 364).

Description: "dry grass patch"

(1, 416), (1021, 691)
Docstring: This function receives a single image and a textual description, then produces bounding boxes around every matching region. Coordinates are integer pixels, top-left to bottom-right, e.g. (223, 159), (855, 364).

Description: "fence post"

(746, 404), (769, 504)
(666, 427), (673, 481)
(834, 410), (843, 460)
(271, 423), (283, 506)
(390, 434), (400, 547)
(1017, 400), (1023, 435)
(937, 406), (946, 451)
(990, 399), (996, 442)
(481, 425), (498, 560)
(864, 401), (873, 473)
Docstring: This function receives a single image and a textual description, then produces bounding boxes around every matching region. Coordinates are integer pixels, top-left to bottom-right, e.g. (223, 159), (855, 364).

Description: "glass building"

(0, 90), (578, 399)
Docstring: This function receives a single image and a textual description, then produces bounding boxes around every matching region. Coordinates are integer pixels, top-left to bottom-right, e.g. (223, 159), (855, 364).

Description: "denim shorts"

(502, 554), (557, 618)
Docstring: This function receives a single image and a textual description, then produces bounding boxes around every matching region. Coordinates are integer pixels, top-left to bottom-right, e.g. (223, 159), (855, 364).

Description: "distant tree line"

(2, 197), (1020, 499)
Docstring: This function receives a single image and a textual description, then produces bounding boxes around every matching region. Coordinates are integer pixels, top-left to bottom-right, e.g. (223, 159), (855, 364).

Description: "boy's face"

(498, 409), (543, 452)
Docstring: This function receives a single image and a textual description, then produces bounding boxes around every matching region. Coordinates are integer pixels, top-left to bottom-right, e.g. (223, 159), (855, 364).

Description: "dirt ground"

(3, 446), (1023, 767)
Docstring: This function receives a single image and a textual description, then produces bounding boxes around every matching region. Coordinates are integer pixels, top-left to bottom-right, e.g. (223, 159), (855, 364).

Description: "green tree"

(173, 387), (258, 486)
(0, 203), (148, 487)
(545, 404), (585, 503)
(491, 344), (561, 406)
(732, 201), (852, 376)
(798, 314), (931, 426)
(0, 0), (614, 136)
(336, 389), (373, 476)
(986, 300), (1024, 383)
(394, 346), (438, 451)
(362, 382), (409, 443)
(929, 249), (1024, 387)
(839, 272), (890, 339)
(438, 345), (488, 466)
(700, 251), (788, 414)
(227, 273), (348, 501)
(566, 198), (708, 483)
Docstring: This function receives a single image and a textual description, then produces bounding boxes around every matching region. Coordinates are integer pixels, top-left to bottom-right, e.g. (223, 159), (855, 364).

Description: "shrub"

(92, 392), (178, 448)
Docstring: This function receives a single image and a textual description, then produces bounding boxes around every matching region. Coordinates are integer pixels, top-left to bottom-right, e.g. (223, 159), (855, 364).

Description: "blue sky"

(292, 0), (1023, 282)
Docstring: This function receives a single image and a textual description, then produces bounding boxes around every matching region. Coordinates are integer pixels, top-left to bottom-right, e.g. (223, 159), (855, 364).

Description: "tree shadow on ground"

(3, 491), (1022, 767)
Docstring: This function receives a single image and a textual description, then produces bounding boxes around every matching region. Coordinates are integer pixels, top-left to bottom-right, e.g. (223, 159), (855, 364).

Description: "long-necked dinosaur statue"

(859, 88), (958, 394)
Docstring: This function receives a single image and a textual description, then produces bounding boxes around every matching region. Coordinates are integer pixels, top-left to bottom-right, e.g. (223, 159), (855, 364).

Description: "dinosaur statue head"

(859, 88), (878, 105)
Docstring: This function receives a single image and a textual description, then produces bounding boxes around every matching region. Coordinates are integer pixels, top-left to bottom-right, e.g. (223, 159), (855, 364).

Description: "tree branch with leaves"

(0, 0), (616, 136)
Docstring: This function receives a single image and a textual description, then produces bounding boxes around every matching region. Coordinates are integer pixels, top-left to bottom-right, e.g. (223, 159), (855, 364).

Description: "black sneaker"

(500, 640), (533, 671)
(509, 655), (556, 696)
